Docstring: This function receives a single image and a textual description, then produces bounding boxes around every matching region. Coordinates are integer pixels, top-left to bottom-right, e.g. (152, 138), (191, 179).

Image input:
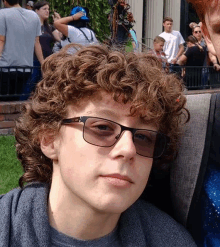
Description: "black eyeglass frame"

(61, 116), (169, 158)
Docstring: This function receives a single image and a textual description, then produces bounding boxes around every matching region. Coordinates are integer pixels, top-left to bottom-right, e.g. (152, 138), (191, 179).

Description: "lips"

(100, 173), (134, 183)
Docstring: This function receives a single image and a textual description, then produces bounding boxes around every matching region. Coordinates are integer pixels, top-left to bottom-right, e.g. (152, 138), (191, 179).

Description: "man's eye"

(94, 124), (116, 132)
(135, 134), (153, 143)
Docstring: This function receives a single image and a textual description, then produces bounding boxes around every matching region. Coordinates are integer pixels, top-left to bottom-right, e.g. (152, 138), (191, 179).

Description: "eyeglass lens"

(194, 31), (201, 33)
(83, 117), (166, 158)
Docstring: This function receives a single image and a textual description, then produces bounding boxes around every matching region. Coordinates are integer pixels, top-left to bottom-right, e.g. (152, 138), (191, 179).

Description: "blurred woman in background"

(21, 1), (60, 100)
(178, 35), (205, 89)
(190, 23), (206, 48)
(33, 1), (60, 60)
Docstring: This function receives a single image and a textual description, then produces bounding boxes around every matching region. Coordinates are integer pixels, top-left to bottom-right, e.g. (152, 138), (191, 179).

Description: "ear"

(40, 133), (59, 160)
(200, 22), (217, 56)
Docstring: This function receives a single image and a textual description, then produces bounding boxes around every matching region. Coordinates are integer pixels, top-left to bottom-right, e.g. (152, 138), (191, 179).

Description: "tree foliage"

(48, 0), (111, 42)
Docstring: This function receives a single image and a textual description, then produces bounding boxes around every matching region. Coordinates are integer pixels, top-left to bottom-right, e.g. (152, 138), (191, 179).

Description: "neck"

(40, 19), (44, 25)
(6, 3), (21, 8)
(48, 170), (120, 240)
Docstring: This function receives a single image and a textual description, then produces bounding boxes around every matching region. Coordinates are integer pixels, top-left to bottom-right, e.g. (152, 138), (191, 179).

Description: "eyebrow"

(86, 109), (120, 119)
(86, 109), (155, 127)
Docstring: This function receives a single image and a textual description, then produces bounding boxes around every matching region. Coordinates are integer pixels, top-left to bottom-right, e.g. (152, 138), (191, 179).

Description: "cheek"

(58, 151), (92, 189)
(136, 158), (153, 183)
(132, 159), (153, 198)
(58, 140), (102, 179)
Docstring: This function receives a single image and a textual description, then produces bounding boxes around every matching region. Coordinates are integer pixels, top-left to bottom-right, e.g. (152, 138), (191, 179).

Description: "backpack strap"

(170, 93), (212, 226)
(78, 28), (93, 43)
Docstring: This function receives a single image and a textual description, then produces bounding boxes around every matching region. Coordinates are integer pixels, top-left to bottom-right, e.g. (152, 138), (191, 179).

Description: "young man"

(0, 0), (44, 101)
(159, 17), (185, 65)
(0, 45), (196, 246)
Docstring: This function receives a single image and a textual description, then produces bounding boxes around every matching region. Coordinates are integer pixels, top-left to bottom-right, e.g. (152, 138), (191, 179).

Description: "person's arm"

(0, 35), (5, 58)
(54, 12), (84, 37)
(34, 36), (44, 65)
(52, 30), (61, 42)
(51, 12), (62, 42)
(208, 51), (220, 71)
(177, 54), (187, 66)
(172, 44), (184, 64)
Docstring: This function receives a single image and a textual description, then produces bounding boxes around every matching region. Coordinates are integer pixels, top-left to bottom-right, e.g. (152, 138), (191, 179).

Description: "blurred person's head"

(187, 0), (220, 61)
(33, 1), (50, 23)
(189, 22), (202, 42)
(186, 35), (198, 47)
(15, 44), (189, 206)
(163, 17), (173, 33)
(153, 36), (165, 52)
(2, 0), (19, 7)
(68, 6), (90, 28)
(26, 0), (34, 10)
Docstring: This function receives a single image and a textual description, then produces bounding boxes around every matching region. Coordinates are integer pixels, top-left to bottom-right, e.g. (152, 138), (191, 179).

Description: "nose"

(109, 130), (137, 161)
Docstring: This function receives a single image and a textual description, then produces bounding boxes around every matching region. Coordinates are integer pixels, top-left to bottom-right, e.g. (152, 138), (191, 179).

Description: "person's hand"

(213, 63), (220, 71)
(171, 57), (178, 64)
(72, 12), (85, 21)
(52, 11), (61, 22)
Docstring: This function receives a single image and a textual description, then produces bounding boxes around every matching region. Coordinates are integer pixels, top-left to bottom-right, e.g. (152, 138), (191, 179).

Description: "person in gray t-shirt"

(0, 0), (44, 101)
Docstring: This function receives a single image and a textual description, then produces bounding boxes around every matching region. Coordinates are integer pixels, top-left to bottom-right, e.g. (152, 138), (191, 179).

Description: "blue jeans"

(20, 60), (41, 100)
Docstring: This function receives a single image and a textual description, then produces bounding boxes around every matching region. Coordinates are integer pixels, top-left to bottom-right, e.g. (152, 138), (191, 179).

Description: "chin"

(92, 196), (136, 214)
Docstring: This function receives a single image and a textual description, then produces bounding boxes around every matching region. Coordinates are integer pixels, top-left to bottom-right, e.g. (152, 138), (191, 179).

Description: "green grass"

(0, 135), (23, 195)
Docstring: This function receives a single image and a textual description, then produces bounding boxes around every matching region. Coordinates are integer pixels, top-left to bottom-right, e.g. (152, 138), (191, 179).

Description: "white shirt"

(67, 26), (98, 46)
(159, 30), (185, 63)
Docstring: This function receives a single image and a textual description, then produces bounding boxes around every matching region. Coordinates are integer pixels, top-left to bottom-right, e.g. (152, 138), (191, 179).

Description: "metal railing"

(166, 65), (220, 90)
(1, 65), (220, 101)
(0, 66), (41, 101)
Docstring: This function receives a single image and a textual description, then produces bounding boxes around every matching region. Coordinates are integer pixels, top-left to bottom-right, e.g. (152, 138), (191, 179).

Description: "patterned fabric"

(200, 164), (220, 246)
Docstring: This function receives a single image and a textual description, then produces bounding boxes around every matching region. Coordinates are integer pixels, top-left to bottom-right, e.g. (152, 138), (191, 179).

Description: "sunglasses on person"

(194, 31), (201, 34)
(61, 116), (169, 158)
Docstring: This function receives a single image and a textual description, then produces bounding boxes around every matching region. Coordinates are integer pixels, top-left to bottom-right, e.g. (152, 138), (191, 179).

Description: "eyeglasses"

(194, 31), (201, 34)
(61, 116), (169, 158)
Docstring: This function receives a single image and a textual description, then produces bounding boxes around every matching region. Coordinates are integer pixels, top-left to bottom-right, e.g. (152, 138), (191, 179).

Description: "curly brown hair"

(15, 44), (189, 188)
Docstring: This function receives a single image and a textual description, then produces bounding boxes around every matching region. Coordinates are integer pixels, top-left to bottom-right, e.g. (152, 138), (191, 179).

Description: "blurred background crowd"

(0, 0), (219, 101)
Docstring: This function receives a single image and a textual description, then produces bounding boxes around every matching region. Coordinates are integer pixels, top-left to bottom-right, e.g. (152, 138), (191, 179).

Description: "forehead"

(164, 21), (173, 25)
(67, 92), (157, 128)
(194, 26), (201, 31)
(40, 5), (49, 8)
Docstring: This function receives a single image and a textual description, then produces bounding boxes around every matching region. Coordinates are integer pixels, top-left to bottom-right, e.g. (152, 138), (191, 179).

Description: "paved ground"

(185, 88), (220, 95)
